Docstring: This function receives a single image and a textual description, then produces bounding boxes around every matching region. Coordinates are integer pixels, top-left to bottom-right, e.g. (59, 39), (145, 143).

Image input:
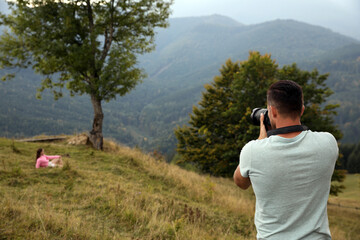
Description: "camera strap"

(267, 125), (308, 137)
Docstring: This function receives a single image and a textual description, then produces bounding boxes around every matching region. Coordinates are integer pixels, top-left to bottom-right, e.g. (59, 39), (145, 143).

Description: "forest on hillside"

(299, 43), (360, 144)
(0, 16), (360, 170)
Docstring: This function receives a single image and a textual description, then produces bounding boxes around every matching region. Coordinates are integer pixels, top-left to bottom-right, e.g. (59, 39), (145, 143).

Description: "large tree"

(0, 0), (172, 149)
(175, 52), (344, 194)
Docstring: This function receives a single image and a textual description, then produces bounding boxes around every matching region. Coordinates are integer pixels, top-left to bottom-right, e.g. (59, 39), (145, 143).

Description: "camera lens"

(251, 108), (270, 126)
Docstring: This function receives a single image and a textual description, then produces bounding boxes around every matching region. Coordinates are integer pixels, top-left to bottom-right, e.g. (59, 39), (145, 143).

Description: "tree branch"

(100, 0), (115, 63)
(86, 0), (97, 78)
(86, 0), (94, 32)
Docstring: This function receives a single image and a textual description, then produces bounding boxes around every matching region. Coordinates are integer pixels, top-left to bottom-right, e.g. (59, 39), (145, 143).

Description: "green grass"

(328, 174), (360, 239)
(337, 174), (360, 200)
(0, 136), (359, 239)
(329, 173), (360, 209)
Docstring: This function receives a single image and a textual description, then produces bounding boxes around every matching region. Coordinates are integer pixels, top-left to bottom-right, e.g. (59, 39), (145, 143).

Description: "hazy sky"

(0, 0), (359, 40)
(171, 0), (360, 40)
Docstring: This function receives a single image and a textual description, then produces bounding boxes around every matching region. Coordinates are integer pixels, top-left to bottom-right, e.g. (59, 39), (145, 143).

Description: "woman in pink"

(35, 148), (63, 168)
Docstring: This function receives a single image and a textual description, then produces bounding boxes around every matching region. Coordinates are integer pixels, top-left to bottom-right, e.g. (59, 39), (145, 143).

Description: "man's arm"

(233, 165), (251, 190)
(234, 113), (266, 190)
(258, 113), (268, 140)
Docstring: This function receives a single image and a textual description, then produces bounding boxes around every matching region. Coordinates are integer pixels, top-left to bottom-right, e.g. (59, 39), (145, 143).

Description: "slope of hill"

(0, 69), (93, 137)
(0, 15), (359, 155)
(299, 43), (360, 143)
(0, 137), (359, 239)
(0, 137), (256, 239)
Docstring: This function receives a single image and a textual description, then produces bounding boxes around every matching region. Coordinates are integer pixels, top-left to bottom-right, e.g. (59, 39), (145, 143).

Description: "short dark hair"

(267, 80), (303, 118)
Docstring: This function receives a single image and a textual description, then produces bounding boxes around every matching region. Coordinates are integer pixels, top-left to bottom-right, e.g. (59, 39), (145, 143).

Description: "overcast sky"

(0, 0), (359, 40)
(171, 0), (360, 40)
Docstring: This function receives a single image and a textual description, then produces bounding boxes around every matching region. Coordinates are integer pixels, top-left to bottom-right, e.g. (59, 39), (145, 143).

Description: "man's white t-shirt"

(239, 130), (338, 240)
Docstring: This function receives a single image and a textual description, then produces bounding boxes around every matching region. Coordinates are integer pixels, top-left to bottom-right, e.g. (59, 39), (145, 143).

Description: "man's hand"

(258, 113), (268, 140)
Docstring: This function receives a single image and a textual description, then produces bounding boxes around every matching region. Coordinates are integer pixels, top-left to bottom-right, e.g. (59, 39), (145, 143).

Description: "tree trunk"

(89, 94), (104, 150)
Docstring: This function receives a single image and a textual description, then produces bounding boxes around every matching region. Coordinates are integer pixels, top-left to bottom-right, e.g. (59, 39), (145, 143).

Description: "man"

(234, 80), (338, 239)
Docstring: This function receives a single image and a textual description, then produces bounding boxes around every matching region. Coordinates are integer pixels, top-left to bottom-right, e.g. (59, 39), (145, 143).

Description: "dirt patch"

(67, 134), (90, 145)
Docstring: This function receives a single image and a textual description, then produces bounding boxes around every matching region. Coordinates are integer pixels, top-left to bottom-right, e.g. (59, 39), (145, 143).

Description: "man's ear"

(301, 105), (305, 116)
(270, 105), (278, 118)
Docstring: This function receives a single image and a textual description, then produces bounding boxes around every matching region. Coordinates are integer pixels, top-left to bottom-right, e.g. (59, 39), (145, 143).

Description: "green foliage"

(176, 58), (245, 176)
(339, 143), (355, 169)
(330, 169), (346, 196)
(175, 52), (344, 194)
(0, 0), (172, 149)
(347, 143), (360, 173)
(0, 0), (172, 101)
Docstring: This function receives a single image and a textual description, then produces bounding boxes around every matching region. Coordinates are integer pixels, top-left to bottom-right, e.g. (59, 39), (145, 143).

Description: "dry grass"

(0, 136), (358, 239)
(0, 137), (256, 239)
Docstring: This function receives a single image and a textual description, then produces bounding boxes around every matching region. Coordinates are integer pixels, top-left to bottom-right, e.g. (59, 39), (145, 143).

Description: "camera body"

(251, 108), (271, 127)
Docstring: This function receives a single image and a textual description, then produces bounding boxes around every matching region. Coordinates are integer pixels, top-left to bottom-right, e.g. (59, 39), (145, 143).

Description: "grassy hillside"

(329, 174), (360, 209)
(0, 137), (359, 239)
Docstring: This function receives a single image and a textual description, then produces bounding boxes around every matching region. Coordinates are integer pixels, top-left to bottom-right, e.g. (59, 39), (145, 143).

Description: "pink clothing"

(36, 155), (60, 168)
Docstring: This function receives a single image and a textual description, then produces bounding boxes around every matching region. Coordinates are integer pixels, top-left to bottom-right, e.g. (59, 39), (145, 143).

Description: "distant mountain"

(299, 43), (360, 143)
(145, 17), (356, 69)
(312, 43), (360, 62)
(1, 15), (359, 156)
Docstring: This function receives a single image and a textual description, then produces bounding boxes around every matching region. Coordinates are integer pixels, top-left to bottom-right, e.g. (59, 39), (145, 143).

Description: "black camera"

(251, 108), (271, 127)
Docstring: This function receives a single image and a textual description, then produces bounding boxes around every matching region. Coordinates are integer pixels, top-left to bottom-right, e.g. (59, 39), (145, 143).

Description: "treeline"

(339, 142), (360, 173)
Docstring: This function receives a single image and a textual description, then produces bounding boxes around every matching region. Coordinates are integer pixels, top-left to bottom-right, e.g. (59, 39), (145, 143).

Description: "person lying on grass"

(35, 148), (63, 168)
